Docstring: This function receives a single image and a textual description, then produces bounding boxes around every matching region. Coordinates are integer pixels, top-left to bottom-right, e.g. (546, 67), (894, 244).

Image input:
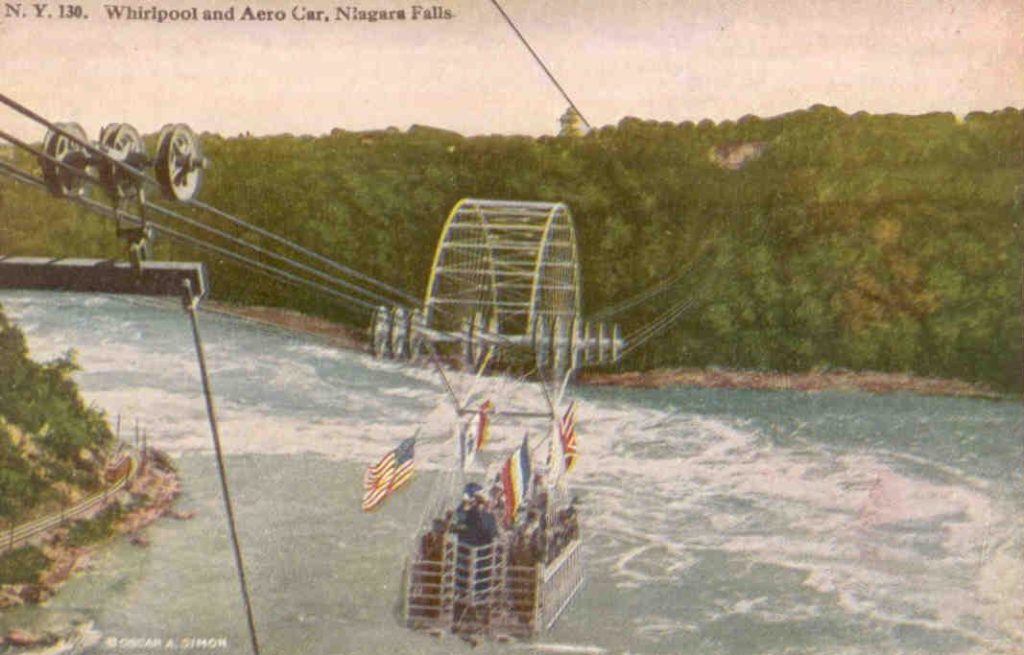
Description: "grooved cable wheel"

(408, 309), (425, 361)
(390, 307), (409, 360)
(40, 122), (88, 197)
(371, 306), (390, 359)
(155, 123), (205, 201)
(98, 123), (147, 200)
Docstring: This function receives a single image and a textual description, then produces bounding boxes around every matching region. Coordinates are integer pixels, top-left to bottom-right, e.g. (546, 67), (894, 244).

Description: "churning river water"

(0, 290), (1021, 655)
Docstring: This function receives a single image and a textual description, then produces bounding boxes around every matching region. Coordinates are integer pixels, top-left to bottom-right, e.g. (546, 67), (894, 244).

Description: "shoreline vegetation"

(0, 304), (190, 650)
(0, 448), (186, 609)
(0, 447), (188, 650)
(2, 105), (1020, 392)
(205, 301), (1009, 400)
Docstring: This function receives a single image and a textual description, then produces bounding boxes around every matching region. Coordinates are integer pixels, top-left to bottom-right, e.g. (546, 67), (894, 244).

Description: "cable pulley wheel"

(40, 122), (89, 197)
(611, 324), (623, 364)
(582, 321), (593, 366)
(389, 307), (408, 360)
(408, 309), (425, 362)
(371, 305), (390, 359)
(569, 316), (583, 372)
(155, 123), (206, 201)
(597, 322), (609, 365)
(98, 123), (147, 200)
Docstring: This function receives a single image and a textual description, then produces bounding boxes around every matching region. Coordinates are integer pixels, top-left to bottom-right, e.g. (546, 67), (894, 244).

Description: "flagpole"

(429, 353), (463, 412)
(555, 368), (574, 407)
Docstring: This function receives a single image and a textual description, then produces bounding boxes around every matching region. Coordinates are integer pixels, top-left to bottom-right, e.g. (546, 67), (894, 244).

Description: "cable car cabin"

(403, 499), (584, 639)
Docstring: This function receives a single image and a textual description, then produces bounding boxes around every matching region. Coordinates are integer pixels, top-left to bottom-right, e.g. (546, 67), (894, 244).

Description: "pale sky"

(1, 0), (1021, 139)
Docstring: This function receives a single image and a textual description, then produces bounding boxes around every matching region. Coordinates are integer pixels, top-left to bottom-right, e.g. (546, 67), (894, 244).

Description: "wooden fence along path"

(1, 454), (137, 554)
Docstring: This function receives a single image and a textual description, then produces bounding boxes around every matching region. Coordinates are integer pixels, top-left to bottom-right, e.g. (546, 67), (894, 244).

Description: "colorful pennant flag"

(362, 436), (416, 512)
(559, 402), (578, 472)
(475, 399), (494, 450)
(458, 399), (495, 470)
(500, 434), (532, 526)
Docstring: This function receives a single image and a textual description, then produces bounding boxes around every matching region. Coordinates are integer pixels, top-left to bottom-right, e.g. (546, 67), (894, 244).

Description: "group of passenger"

(411, 478), (581, 630)
(546, 497), (580, 564)
(506, 475), (579, 567)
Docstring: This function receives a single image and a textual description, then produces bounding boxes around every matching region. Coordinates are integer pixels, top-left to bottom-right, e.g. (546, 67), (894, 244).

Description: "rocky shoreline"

(0, 448), (190, 651)
(578, 367), (1006, 399)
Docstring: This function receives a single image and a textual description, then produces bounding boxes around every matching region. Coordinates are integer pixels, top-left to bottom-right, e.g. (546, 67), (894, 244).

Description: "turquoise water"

(0, 291), (1021, 655)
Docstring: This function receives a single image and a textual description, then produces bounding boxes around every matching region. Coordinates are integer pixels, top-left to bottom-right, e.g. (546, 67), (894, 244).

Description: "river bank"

(0, 448), (189, 650)
(201, 302), (1010, 400)
(202, 301), (368, 352)
(579, 367), (1007, 399)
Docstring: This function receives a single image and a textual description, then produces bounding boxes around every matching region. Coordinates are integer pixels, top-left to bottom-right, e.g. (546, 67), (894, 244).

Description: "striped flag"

(362, 436), (416, 512)
(459, 399), (495, 470)
(500, 434), (531, 526)
(475, 399), (494, 450)
(559, 402), (578, 472)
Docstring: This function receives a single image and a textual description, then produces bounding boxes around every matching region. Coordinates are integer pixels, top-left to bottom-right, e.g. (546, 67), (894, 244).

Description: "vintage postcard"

(0, 1), (1021, 654)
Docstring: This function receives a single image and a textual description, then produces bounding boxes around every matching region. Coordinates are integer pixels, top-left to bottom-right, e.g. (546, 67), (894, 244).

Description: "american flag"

(362, 436), (416, 512)
(559, 402), (578, 472)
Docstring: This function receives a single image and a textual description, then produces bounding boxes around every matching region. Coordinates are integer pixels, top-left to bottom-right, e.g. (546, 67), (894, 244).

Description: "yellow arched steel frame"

(525, 203), (580, 332)
(423, 199), (581, 338)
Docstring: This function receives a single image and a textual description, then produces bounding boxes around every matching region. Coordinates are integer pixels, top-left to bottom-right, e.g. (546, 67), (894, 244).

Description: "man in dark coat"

(452, 483), (499, 629)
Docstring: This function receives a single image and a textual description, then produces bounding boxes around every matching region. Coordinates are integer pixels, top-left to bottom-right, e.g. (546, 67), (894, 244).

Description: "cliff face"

(709, 141), (769, 170)
(0, 305), (114, 526)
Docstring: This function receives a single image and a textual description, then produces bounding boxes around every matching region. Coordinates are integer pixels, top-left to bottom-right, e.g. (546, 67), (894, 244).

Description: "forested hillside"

(0, 105), (1020, 389)
(0, 305), (114, 525)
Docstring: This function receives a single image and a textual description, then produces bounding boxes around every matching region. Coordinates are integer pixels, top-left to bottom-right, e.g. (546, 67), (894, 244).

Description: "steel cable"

(618, 226), (765, 359)
(186, 198), (420, 306)
(143, 200), (405, 309)
(589, 237), (716, 321)
(0, 161), (377, 313)
(0, 93), (417, 307)
(0, 132), (397, 310)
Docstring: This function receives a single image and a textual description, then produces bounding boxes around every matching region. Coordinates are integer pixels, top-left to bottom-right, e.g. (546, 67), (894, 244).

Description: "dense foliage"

(0, 306), (114, 524)
(1, 106), (1021, 389)
(0, 545), (49, 584)
(67, 503), (122, 547)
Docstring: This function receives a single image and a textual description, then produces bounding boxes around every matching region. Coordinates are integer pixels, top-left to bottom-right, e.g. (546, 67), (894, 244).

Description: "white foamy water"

(1, 290), (1021, 655)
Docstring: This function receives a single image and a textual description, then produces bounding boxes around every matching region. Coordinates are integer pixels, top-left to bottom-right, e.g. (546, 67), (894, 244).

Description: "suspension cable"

(186, 198), (420, 306)
(621, 295), (702, 357)
(486, 0), (591, 129)
(625, 280), (711, 345)
(0, 131), (400, 310)
(143, 200), (405, 309)
(589, 237), (716, 321)
(0, 161), (377, 313)
(0, 93), (417, 307)
(619, 233), (758, 358)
